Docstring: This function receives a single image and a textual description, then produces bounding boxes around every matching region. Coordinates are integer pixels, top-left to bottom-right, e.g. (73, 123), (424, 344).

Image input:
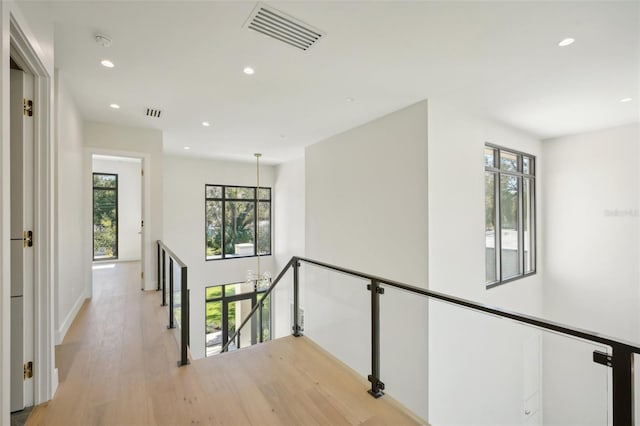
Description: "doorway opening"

(92, 173), (118, 261)
(91, 155), (143, 284)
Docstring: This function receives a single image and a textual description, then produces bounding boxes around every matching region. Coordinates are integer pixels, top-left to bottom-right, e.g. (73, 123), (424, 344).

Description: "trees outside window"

(485, 145), (536, 287)
(93, 173), (118, 260)
(205, 185), (271, 260)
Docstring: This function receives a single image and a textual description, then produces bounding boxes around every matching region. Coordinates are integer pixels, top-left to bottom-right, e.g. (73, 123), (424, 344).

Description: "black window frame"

(204, 280), (272, 357)
(92, 172), (118, 261)
(485, 143), (536, 288)
(205, 184), (272, 261)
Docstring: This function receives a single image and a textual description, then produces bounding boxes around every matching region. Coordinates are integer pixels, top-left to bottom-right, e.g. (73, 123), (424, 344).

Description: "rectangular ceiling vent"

(244, 3), (324, 52)
(145, 108), (162, 118)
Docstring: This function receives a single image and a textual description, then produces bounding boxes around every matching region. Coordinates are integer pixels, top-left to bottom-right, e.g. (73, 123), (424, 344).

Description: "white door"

(10, 68), (35, 412)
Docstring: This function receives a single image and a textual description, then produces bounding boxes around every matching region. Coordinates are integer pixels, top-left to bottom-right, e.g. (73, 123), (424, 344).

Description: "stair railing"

(156, 240), (190, 366)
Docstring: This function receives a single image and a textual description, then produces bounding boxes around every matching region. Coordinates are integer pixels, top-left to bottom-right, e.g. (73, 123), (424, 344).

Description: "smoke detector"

(95, 34), (113, 48)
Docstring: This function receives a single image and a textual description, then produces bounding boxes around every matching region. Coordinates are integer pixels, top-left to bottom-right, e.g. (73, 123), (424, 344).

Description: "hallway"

(26, 262), (423, 425)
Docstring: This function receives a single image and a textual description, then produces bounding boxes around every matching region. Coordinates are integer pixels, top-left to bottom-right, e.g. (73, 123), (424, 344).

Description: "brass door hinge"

(23, 99), (33, 117)
(23, 230), (33, 248)
(141, 169), (144, 176)
(24, 361), (33, 379)
(141, 272), (144, 279)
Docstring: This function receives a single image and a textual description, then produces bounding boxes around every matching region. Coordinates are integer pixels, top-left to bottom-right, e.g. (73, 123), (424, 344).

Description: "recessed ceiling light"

(345, 97), (355, 102)
(101, 59), (114, 68)
(243, 67), (255, 75)
(202, 121), (210, 127)
(558, 38), (575, 47)
(109, 103), (120, 109)
(620, 97), (633, 103)
(184, 146), (191, 150)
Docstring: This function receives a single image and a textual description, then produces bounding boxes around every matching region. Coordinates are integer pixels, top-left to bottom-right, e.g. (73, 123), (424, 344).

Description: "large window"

(205, 185), (271, 260)
(93, 173), (118, 260)
(485, 144), (536, 287)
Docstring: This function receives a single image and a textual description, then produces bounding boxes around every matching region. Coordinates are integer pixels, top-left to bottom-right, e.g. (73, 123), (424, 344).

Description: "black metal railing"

(222, 256), (640, 426)
(157, 240), (190, 366)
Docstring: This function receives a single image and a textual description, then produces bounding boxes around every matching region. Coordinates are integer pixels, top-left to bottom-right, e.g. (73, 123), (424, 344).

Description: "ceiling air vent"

(145, 108), (162, 118)
(244, 3), (324, 52)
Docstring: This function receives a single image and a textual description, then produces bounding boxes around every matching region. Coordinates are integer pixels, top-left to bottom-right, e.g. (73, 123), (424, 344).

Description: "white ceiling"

(38, 1), (639, 164)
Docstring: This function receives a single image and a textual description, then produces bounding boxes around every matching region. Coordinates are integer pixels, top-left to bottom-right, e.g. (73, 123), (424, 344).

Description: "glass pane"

(205, 285), (222, 300)
(206, 300), (222, 356)
(485, 172), (497, 283)
(260, 294), (271, 342)
(258, 187), (271, 200)
(93, 188), (117, 259)
(484, 147), (495, 168)
(226, 298), (254, 350)
(225, 186), (255, 199)
(523, 156), (535, 175)
(524, 178), (534, 273)
(225, 281), (255, 297)
(302, 263), (371, 378)
(523, 156), (530, 175)
(205, 200), (222, 259)
(206, 185), (222, 199)
(258, 201), (271, 255)
(173, 262), (182, 328)
(93, 173), (117, 188)
(427, 298), (610, 425)
(380, 285), (430, 420)
(500, 175), (520, 278)
(500, 151), (519, 172)
(257, 277), (270, 291)
(224, 201), (255, 257)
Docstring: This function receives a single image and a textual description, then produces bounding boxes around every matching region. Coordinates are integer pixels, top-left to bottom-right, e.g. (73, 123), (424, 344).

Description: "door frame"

(85, 149), (151, 294)
(1, 6), (55, 421)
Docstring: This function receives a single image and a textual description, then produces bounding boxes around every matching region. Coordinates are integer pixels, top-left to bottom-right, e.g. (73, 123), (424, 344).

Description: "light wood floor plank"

(27, 262), (425, 426)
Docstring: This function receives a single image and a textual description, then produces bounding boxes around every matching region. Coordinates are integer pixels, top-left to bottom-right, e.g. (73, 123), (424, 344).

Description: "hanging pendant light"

(246, 153), (270, 288)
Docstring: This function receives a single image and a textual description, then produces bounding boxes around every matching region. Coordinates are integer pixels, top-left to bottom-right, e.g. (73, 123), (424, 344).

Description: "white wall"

(274, 157), (305, 270)
(163, 155), (276, 359)
(427, 99), (544, 425)
(54, 72), (86, 344)
(92, 156), (142, 262)
(84, 122), (163, 291)
(542, 123), (640, 424)
(273, 157), (305, 339)
(305, 101), (429, 419)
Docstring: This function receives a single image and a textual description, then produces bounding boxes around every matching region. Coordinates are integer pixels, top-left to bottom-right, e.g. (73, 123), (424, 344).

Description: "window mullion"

(517, 175), (524, 276)
(494, 170), (502, 283)
(221, 194), (226, 259)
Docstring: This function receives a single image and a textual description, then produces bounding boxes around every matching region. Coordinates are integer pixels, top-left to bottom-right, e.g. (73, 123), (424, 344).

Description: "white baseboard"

(56, 290), (88, 344)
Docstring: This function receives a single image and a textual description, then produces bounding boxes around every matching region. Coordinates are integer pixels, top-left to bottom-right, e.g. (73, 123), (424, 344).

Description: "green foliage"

(93, 185), (117, 258)
(224, 201), (254, 255)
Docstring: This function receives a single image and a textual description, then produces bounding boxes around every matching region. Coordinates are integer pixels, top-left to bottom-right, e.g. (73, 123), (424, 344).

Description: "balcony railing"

(222, 256), (640, 426)
(156, 240), (190, 366)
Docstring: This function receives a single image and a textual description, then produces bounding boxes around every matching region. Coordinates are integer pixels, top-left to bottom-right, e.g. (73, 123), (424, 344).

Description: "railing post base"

(177, 359), (190, 367)
(292, 258), (303, 337)
(367, 375), (385, 399)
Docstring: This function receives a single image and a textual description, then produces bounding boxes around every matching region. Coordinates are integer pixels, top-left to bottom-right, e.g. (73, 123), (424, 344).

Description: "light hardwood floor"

(27, 262), (424, 426)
